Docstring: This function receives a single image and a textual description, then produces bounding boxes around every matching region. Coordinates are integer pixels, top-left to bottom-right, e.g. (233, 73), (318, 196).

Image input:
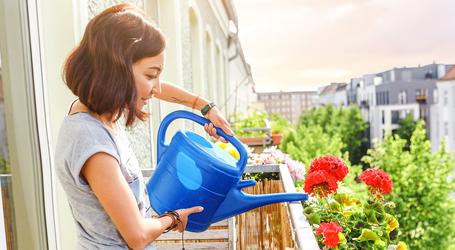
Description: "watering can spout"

(211, 179), (308, 223)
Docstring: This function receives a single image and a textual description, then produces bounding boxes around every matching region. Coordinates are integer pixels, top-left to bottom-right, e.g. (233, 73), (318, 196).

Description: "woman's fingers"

(205, 123), (222, 140)
(187, 206), (204, 214)
(206, 107), (234, 136)
(219, 120), (234, 136)
(176, 206), (204, 232)
(204, 123), (231, 143)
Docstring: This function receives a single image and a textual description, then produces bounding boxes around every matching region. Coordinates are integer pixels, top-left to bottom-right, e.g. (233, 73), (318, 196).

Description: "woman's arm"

(154, 81), (209, 110)
(81, 152), (203, 249)
(155, 81), (234, 140)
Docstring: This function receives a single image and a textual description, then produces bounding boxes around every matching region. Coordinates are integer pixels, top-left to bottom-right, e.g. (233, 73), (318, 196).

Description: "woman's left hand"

(203, 107), (234, 143)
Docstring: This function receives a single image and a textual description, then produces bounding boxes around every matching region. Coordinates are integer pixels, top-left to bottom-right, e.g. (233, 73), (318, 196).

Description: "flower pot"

(271, 133), (283, 145)
(239, 137), (268, 146)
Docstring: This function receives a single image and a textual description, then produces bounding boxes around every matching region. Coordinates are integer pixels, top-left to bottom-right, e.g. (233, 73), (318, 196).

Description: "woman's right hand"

(174, 206), (204, 232)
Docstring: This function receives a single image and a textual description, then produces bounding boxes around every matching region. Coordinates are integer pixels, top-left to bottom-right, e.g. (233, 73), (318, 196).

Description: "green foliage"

(280, 125), (345, 168)
(270, 113), (291, 134)
(282, 105), (368, 165)
(362, 121), (455, 249)
(392, 113), (418, 151)
(232, 110), (269, 137)
(0, 155), (11, 174)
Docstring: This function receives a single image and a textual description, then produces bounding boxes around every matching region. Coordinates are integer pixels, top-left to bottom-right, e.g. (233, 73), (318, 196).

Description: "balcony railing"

(416, 95), (427, 103)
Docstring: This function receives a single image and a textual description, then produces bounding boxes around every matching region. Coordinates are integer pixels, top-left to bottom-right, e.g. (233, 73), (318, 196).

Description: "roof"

(319, 83), (346, 95)
(256, 90), (317, 95)
(440, 65), (455, 81)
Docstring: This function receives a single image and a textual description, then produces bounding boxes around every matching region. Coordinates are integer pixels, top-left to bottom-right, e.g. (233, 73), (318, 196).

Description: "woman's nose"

(151, 80), (162, 96)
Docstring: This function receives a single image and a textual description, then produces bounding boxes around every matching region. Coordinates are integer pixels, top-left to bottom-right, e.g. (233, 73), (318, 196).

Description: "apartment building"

(318, 63), (453, 143)
(431, 66), (455, 152)
(317, 82), (348, 107)
(257, 91), (317, 123)
(367, 64), (452, 141)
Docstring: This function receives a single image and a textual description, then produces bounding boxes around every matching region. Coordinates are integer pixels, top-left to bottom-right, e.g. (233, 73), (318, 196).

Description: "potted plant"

(270, 113), (291, 145)
(232, 111), (271, 146)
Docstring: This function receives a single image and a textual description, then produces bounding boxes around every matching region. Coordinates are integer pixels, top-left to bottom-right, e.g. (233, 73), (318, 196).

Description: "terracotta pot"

(271, 133), (283, 145)
(239, 137), (267, 146)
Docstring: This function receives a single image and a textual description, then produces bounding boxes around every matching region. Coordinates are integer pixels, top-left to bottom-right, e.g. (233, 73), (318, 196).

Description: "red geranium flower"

(309, 155), (349, 182)
(359, 169), (393, 194)
(304, 170), (338, 197)
(316, 221), (343, 248)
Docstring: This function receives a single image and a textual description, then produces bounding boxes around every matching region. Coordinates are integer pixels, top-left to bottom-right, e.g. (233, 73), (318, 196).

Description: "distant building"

(354, 63), (453, 143)
(316, 63), (453, 144)
(317, 82), (348, 107)
(431, 65), (455, 152)
(257, 91), (317, 123)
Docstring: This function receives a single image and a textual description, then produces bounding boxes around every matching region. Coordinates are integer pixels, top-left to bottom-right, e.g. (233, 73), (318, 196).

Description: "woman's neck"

(72, 100), (119, 133)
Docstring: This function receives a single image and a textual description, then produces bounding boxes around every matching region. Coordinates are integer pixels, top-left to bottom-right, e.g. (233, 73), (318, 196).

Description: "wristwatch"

(201, 102), (216, 116)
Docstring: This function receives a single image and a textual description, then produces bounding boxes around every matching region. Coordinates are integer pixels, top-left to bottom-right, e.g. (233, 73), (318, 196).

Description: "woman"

(55, 3), (233, 249)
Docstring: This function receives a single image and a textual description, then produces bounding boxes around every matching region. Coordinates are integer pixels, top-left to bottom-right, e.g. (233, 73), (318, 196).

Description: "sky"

(233, 0), (455, 92)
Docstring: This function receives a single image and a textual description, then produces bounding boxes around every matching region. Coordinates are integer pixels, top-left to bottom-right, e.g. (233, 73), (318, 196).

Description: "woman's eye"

(146, 75), (156, 80)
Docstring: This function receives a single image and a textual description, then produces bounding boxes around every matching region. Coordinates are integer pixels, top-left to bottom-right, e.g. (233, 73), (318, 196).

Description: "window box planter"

(238, 136), (270, 146)
(233, 164), (319, 250)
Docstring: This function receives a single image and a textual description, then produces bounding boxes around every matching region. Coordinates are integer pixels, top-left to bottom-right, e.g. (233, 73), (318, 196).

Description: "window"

(433, 89), (438, 104)
(0, 51), (15, 250)
(382, 110), (385, 124)
(391, 111), (400, 124)
(444, 90), (448, 105)
(398, 90), (407, 104)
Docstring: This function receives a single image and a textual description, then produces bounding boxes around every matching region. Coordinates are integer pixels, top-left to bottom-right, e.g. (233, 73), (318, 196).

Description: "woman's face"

(132, 52), (165, 110)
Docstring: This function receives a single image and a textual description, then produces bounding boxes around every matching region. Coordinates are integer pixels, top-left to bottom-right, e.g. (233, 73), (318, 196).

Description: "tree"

(280, 125), (345, 168)
(362, 121), (455, 249)
(393, 113), (417, 151)
(293, 105), (368, 165)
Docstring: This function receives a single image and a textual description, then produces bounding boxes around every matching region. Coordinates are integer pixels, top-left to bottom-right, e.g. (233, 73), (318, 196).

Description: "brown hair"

(64, 3), (166, 127)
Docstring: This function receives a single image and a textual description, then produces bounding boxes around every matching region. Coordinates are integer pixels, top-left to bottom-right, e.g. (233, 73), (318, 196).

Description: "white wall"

(333, 90), (348, 107)
(431, 80), (455, 152)
(39, 0), (85, 247)
(370, 104), (419, 142)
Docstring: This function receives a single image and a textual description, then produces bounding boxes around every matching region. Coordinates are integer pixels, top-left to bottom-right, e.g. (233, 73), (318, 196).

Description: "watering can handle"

(157, 110), (248, 170)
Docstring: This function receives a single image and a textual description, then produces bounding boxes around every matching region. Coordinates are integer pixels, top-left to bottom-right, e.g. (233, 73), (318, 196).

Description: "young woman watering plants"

(55, 3), (233, 249)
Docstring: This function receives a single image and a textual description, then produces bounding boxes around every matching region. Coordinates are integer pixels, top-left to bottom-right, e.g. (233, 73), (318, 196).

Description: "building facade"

(431, 66), (455, 152)
(317, 82), (348, 107)
(0, 0), (253, 248)
(367, 64), (452, 142)
(322, 64), (453, 143)
(257, 91), (316, 123)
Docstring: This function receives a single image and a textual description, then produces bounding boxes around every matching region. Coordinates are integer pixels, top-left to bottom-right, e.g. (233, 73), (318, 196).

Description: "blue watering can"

(146, 110), (308, 232)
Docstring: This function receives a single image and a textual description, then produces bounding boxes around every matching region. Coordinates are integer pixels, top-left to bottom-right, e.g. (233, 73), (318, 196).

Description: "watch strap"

(201, 102), (216, 116)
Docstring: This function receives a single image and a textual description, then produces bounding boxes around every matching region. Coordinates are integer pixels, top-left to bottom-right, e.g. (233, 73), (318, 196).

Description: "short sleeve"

(68, 123), (121, 188)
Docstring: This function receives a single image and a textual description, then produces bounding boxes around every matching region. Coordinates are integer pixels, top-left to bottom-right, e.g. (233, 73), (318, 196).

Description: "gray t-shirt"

(55, 112), (156, 249)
